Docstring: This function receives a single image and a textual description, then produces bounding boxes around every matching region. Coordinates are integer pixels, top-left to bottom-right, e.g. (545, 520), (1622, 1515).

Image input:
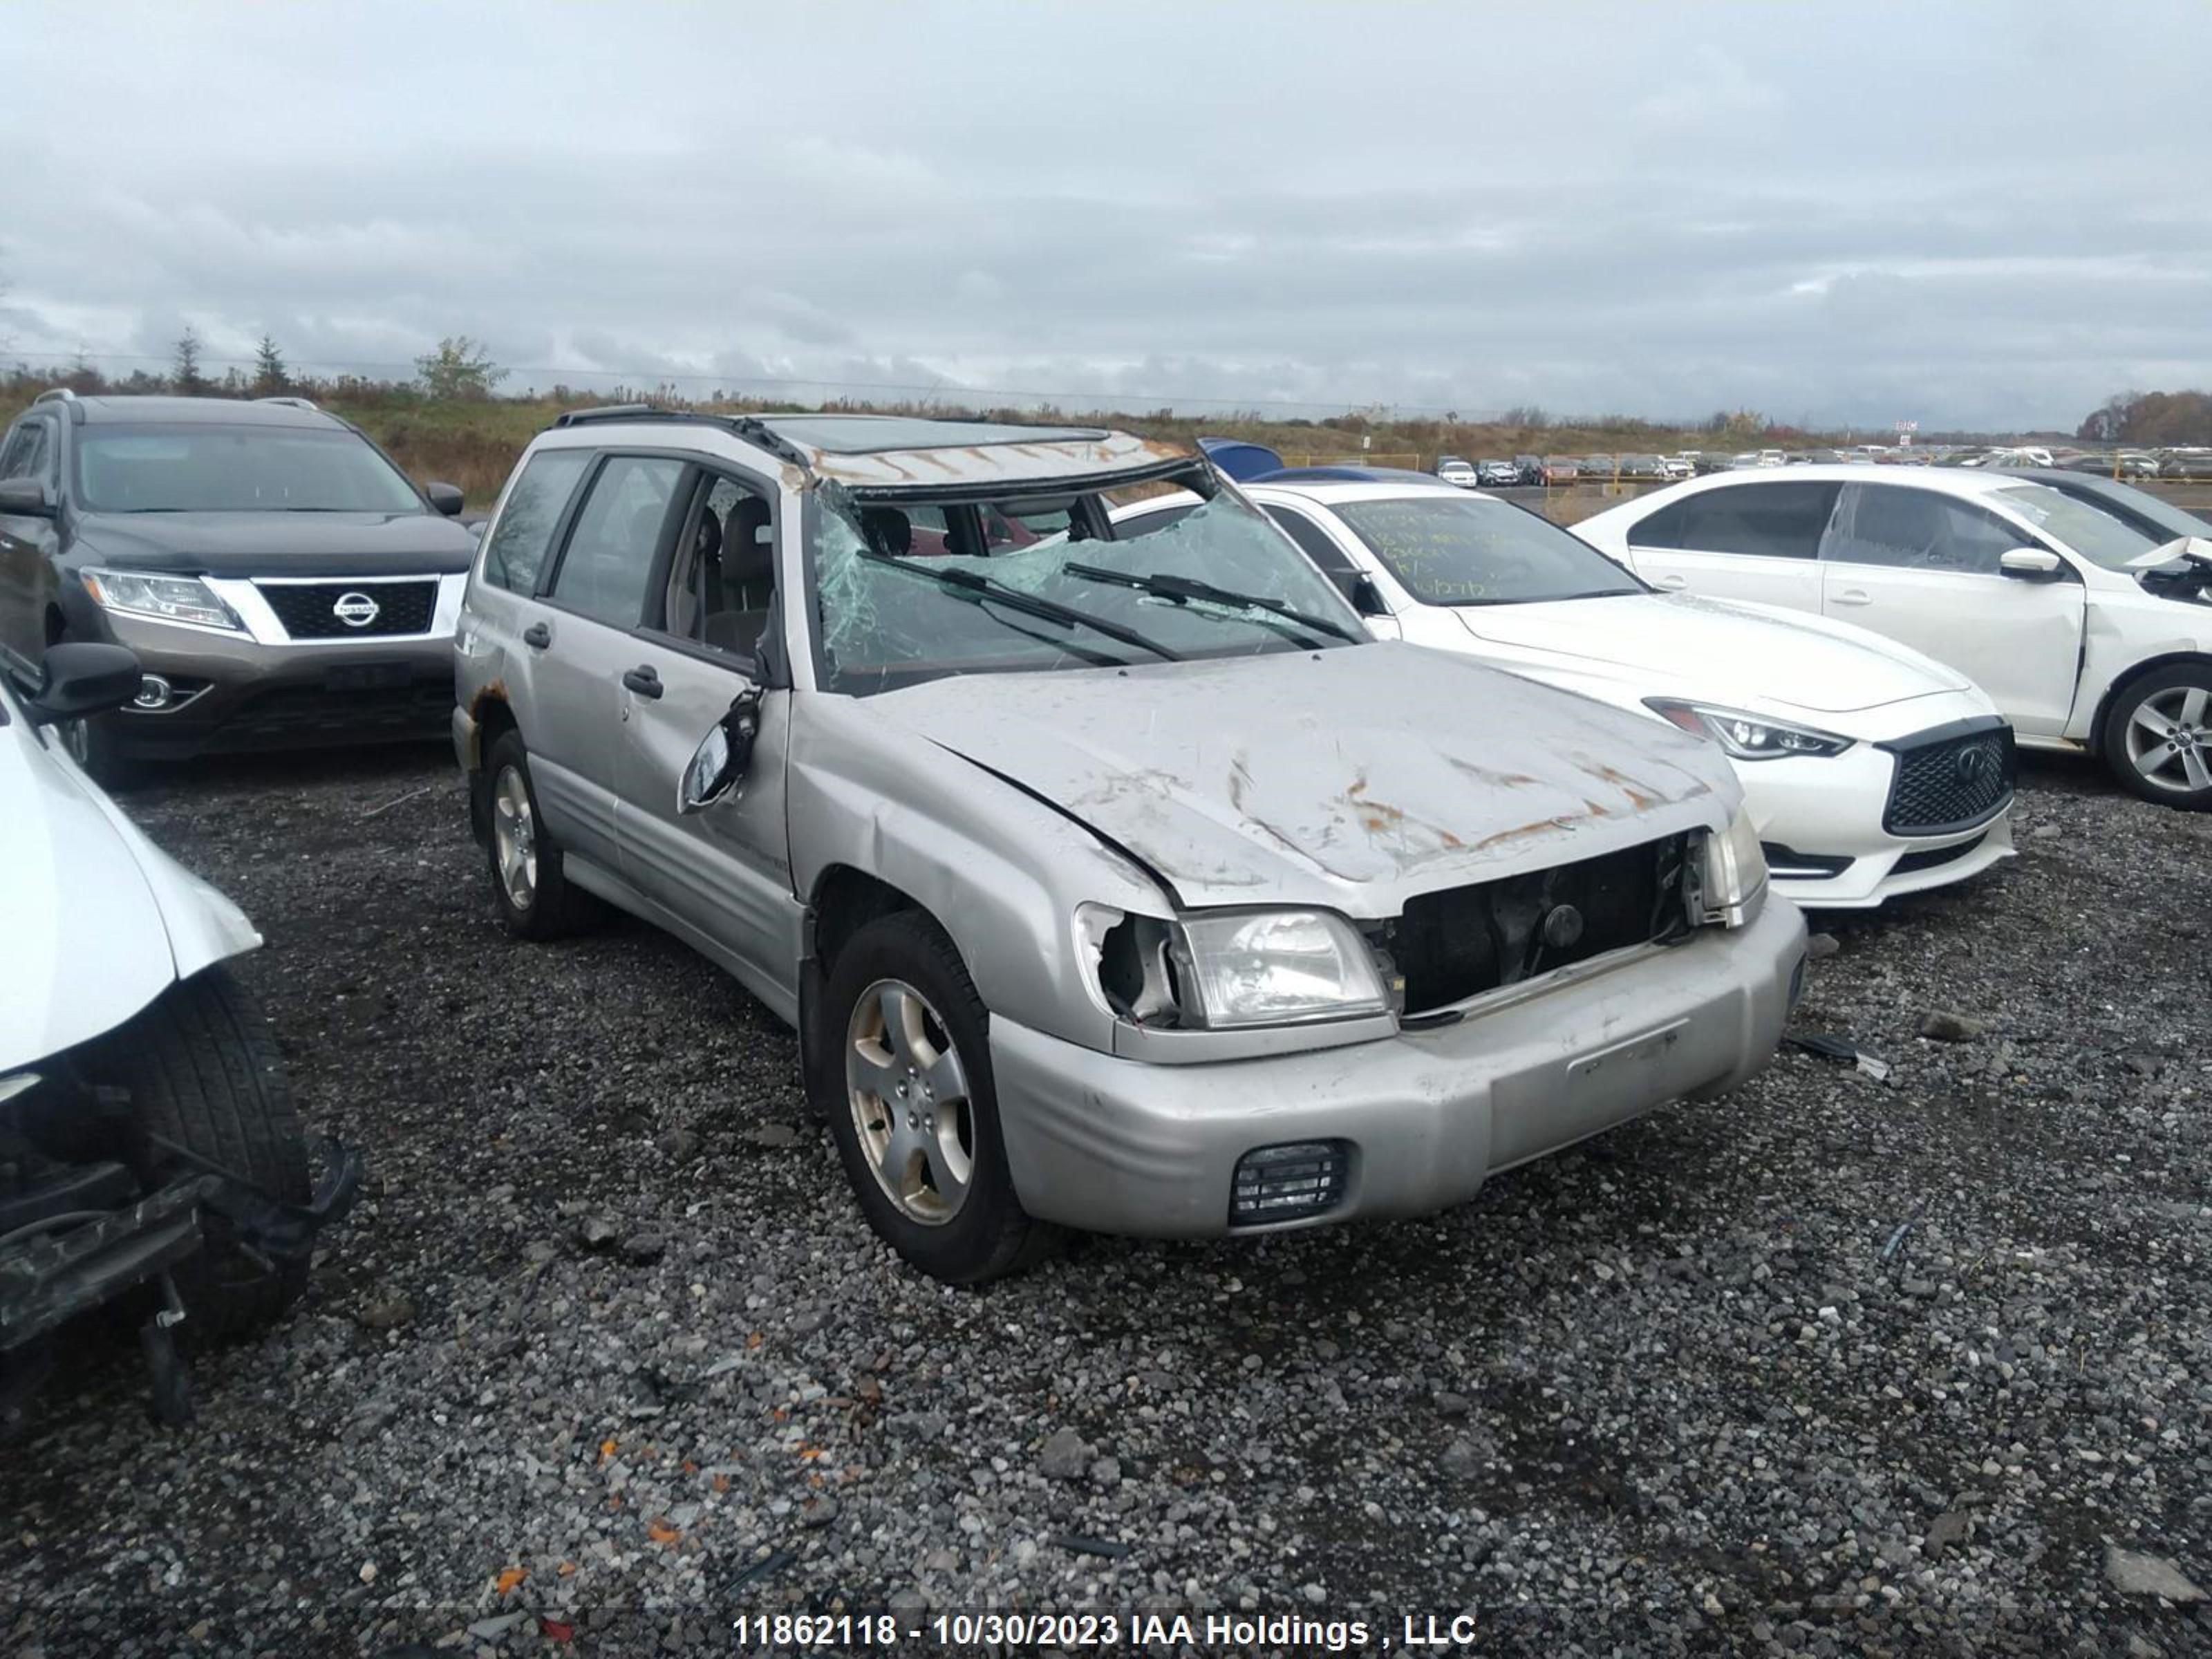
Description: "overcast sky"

(3, 1), (2208, 431)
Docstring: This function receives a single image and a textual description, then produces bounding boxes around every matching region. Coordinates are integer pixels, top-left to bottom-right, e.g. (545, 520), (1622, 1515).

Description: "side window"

(664, 471), (777, 662)
(547, 455), (687, 628)
(1264, 505), (1365, 602)
(1, 421), (51, 483)
(1669, 482), (1839, 559)
(480, 449), (591, 594)
(1823, 485), (2027, 575)
(1628, 497), (1686, 550)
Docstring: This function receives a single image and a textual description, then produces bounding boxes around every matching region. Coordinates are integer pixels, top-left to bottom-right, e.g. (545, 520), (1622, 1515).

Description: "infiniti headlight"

(1645, 698), (1850, 760)
(1700, 806), (1768, 928)
(80, 568), (243, 632)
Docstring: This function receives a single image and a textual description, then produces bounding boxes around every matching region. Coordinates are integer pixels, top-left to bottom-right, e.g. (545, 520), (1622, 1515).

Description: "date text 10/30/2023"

(731, 1611), (1487, 1649)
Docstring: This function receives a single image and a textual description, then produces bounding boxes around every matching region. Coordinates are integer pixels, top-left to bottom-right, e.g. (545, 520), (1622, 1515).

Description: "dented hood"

(872, 642), (1733, 914)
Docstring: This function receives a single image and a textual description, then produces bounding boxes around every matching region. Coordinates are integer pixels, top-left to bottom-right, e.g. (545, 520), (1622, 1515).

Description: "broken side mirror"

(1998, 547), (2063, 582)
(679, 685), (764, 814)
(26, 641), (143, 724)
(1350, 574), (1390, 617)
(0, 478), (57, 518)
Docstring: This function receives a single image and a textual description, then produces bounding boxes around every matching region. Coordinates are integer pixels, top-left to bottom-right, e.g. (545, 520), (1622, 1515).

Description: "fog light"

(1229, 1141), (1348, 1227)
(132, 675), (174, 711)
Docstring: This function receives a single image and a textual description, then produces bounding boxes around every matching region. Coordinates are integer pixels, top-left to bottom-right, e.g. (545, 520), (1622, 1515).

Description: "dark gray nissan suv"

(0, 391), (478, 778)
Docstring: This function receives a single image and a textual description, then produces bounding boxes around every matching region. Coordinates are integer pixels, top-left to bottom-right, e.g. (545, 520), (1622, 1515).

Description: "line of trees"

(54, 330), (512, 403)
(2079, 391), (2212, 447)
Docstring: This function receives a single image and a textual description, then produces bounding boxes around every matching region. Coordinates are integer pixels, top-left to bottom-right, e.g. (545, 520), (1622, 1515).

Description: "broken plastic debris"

(1786, 1031), (1891, 1082)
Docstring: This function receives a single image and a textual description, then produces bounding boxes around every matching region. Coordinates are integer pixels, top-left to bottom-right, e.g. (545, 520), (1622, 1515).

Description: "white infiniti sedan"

(1114, 480), (2016, 909)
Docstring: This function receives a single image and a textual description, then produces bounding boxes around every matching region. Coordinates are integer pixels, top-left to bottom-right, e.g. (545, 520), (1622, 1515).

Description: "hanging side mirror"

(679, 685), (764, 814)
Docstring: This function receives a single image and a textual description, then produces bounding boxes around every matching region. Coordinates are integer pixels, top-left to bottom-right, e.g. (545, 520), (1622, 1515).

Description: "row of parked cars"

(1436, 453), (1692, 487)
(3, 392), (2207, 1416)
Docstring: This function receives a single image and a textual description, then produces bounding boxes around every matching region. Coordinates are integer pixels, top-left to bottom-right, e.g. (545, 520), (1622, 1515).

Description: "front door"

(527, 452), (689, 868)
(0, 417), (62, 671)
(1818, 482), (2086, 737)
(617, 469), (800, 1018)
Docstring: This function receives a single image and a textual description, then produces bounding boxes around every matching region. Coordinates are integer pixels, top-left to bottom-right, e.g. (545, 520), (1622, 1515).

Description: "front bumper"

(991, 895), (1804, 1239)
(1738, 729), (2016, 909)
(93, 595), (460, 759)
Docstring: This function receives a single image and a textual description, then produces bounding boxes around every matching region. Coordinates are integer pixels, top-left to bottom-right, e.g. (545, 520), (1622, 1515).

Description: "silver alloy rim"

(845, 978), (974, 1226)
(491, 765), (538, 908)
(2124, 684), (2212, 794)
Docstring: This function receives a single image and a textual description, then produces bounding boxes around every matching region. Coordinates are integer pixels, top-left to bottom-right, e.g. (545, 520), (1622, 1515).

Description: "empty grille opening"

(1389, 832), (1694, 1015)
(256, 579), (439, 639)
(1884, 725), (2014, 836)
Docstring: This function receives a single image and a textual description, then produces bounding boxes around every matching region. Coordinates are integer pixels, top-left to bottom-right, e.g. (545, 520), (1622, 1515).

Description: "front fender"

(787, 696), (1172, 1051)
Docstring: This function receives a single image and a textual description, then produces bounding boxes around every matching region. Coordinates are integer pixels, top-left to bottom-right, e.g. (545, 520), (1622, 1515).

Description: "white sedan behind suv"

(1119, 478), (2016, 909)
(1575, 467), (2212, 808)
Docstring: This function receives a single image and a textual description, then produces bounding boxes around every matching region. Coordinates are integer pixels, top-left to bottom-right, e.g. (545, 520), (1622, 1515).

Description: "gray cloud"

(2, 0), (2207, 429)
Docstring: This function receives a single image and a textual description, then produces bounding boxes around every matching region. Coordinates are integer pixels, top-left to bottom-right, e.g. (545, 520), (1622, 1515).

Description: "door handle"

(621, 664), (664, 700)
(522, 621), (552, 648)
(1833, 588), (1872, 606)
(1656, 574), (1688, 590)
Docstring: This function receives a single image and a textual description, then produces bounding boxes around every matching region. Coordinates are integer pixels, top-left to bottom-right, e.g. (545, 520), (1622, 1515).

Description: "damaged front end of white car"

(0, 644), (361, 1435)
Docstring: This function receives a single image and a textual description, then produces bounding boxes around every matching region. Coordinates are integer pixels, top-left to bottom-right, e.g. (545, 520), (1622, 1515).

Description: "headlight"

(1172, 910), (1390, 1027)
(1700, 806), (1768, 928)
(1080, 903), (1390, 1029)
(1644, 698), (1851, 760)
(79, 568), (243, 632)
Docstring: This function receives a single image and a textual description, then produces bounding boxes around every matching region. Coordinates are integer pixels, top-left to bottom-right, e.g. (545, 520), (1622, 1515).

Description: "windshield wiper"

(1063, 563), (1362, 644)
(858, 552), (1182, 662)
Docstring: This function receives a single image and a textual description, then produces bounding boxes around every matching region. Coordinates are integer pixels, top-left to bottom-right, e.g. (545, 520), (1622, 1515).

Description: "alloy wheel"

(2125, 685), (2212, 794)
(491, 765), (538, 908)
(845, 978), (974, 1226)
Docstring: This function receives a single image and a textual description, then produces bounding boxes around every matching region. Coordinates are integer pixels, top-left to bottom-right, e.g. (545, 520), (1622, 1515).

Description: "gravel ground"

(3, 745), (2209, 1658)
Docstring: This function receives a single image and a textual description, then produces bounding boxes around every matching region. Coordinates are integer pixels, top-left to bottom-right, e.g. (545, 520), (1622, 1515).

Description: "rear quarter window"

(480, 449), (592, 594)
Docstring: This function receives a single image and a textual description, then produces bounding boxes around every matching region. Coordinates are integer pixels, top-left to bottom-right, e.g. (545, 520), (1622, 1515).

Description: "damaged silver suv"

(453, 409), (1806, 1282)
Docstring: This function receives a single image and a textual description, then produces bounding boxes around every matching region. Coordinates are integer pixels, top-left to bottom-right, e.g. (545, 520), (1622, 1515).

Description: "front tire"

(62, 709), (140, 791)
(2102, 664), (2212, 809)
(483, 731), (597, 938)
(86, 966), (310, 1341)
(814, 912), (1049, 1284)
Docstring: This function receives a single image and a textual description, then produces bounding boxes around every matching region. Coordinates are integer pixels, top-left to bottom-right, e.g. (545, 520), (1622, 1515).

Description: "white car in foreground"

(1116, 480), (2016, 908)
(0, 643), (355, 1430)
(1573, 466), (2212, 807)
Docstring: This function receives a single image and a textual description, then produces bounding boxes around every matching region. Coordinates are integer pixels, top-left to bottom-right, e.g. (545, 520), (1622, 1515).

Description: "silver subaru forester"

(451, 409), (1804, 1282)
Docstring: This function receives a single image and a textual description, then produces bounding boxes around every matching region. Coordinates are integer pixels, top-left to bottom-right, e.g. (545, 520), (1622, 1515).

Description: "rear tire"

(483, 730), (597, 938)
(814, 912), (1052, 1284)
(2101, 664), (2212, 809)
(87, 965), (310, 1341)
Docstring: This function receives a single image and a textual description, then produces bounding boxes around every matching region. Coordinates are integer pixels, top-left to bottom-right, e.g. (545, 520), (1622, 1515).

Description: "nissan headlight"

(1700, 807), (1768, 928)
(1645, 698), (1850, 760)
(80, 568), (243, 632)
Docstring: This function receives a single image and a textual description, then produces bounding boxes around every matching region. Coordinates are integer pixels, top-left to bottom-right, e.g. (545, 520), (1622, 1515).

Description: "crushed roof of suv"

(752, 414), (1109, 455)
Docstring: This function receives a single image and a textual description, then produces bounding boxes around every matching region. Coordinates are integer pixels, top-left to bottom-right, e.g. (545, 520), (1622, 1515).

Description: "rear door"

(1621, 479), (1837, 612)
(1818, 482), (2085, 736)
(615, 468), (800, 1017)
(525, 452), (689, 869)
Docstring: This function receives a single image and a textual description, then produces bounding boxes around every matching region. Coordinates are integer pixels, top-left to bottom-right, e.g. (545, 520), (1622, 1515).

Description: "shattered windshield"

(1993, 483), (2177, 569)
(807, 474), (1365, 694)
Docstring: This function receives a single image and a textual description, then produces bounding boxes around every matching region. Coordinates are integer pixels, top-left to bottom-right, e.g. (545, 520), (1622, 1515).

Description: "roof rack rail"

(254, 395), (320, 411)
(547, 404), (812, 469)
(32, 387), (76, 404)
